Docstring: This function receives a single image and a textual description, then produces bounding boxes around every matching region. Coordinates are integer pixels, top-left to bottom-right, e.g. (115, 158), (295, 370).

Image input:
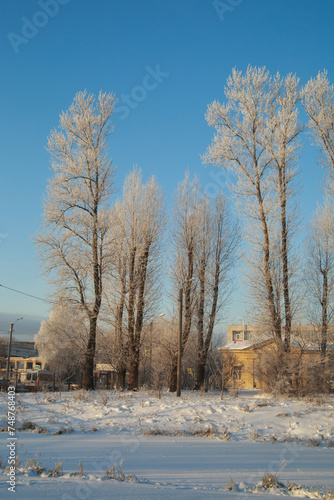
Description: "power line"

(0, 282), (252, 307)
(0, 283), (54, 305)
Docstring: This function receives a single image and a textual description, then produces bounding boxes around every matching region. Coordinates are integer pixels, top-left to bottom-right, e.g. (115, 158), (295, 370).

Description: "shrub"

(53, 425), (74, 435)
(100, 394), (108, 406)
(249, 429), (261, 441)
(261, 472), (284, 489)
(20, 420), (36, 430)
(69, 461), (84, 477)
(47, 461), (63, 477)
(256, 348), (334, 397)
(103, 465), (125, 481)
(305, 438), (321, 447)
(19, 421), (48, 433)
(73, 389), (89, 402)
(224, 476), (236, 491)
(24, 459), (46, 476)
(221, 427), (231, 441)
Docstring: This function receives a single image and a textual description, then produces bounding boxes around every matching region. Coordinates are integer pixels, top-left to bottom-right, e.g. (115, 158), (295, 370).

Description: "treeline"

(34, 66), (334, 392)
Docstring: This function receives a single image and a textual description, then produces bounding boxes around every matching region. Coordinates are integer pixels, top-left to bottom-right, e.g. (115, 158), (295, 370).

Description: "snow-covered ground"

(0, 389), (333, 499)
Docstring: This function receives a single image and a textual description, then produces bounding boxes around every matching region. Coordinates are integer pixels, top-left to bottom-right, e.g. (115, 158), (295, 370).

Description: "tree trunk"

(256, 183), (282, 347)
(169, 243), (194, 392)
(83, 315), (97, 389)
(127, 247), (136, 390)
(182, 242), (194, 348)
(114, 257), (127, 387)
(116, 367), (126, 390)
(169, 355), (178, 393)
(194, 361), (206, 391)
(321, 267), (328, 361)
(128, 246), (150, 391)
(194, 258), (205, 390)
(82, 196), (103, 390)
(128, 344), (139, 390)
(195, 248), (222, 390)
(278, 164), (292, 352)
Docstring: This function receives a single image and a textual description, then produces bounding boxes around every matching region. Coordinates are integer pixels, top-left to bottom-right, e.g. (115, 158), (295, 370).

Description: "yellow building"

(220, 325), (331, 390)
(219, 335), (272, 389)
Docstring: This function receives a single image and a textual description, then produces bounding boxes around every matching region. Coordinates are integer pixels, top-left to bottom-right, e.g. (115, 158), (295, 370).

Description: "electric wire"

(0, 283), (54, 304)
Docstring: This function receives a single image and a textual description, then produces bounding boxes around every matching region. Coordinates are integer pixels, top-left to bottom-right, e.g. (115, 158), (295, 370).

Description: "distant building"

(0, 340), (45, 383)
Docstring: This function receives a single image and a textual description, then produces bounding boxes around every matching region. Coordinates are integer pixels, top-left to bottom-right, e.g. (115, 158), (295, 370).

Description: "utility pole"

(149, 321), (153, 388)
(177, 288), (183, 397)
(5, 317), (23, 389)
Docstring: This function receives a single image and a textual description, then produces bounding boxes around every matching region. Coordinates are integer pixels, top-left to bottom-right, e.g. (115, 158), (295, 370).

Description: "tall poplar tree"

(35, 91), (116, 389)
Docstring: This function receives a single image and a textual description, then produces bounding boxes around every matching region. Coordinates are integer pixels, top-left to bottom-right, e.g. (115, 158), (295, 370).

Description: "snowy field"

(0, 389), (333, 499)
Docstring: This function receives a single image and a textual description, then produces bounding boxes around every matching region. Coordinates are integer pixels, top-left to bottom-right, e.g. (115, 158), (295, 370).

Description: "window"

(233, 366), (242, 381)
(233, 330), (251, 341)
(16, 362), (24, 370)
(26, 362), (33, 370)
(39, 373), (53, 382)
(232, 331), (242, 341)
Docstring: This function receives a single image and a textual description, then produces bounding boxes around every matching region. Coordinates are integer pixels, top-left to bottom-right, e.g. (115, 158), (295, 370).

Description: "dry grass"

(142, 425), (231, 440)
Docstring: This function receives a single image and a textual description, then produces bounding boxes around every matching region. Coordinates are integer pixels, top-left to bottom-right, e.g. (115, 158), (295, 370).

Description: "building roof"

(95, 363), (116, 372)
(221, 334), (273, 351)
(221, 335), (334, 352)
(9, 341), (38, 358)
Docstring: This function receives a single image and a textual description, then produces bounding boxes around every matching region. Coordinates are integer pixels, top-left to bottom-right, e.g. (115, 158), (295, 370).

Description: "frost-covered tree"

(302, 70), (334, 362)
(35, 305), (89, 385)
(193, 190), (239, 390)
(305, 199), (334, 359)
(35, 91), (116, 389)
(139, 315), (177, 393)
(203, 67), (302, 350)
(168, 174), (200, 391)
(302, 71), (334, 187)
(169, 174), (238, 391)
(105, 168), (166, 390)
(265, 73), (303, 349)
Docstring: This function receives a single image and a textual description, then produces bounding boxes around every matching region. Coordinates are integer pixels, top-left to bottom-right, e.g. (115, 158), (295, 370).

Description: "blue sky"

(1, 0), (334, 339)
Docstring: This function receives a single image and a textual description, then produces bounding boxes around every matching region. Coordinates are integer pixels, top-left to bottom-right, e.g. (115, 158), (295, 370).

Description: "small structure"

(94, 363), (117, 389)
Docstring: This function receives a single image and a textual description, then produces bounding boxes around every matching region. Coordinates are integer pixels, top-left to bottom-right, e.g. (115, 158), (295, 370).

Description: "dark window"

(27, 362), (33, 370)
(232, 331), (242, 341)
(233, 366), (242, 381)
